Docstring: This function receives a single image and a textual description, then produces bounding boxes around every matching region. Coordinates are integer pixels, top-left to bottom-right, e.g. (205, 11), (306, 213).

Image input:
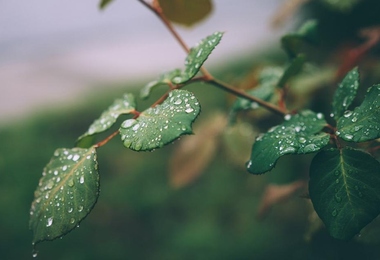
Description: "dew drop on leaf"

(46, 217), (53, 227)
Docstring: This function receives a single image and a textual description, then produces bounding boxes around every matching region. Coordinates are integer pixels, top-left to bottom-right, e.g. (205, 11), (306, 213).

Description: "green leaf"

(99, 0), (114, 9)
(30, 147), (100, 245)
(337, 84), (380, 142)
(277, 54), (306, 88)
(309, 147), (380, 240)
(231, 67), (283, 112)
(140, 69), (181, 99)
(158, 0), (213, 27)
(172, 32), (223, 84)
(77, 94), (136, 143)
(120, 89), (201, 151)
(332, 67), (359, 120)
(247, 110), (330, 175)
(281, 20), (318, 58)
(320, 0), (362, 12)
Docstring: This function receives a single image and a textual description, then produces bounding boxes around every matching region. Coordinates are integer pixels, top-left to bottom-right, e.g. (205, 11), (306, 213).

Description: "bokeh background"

(2, 0), (380, 259)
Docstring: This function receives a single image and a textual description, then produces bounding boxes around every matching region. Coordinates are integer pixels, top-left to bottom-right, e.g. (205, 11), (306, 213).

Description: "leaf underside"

(120, 89), (201, 151)
(77, 93), (136, 144)
(30, 147), (100, 245)
(337, 84), (380, 142)
(332, 67), (359, 120)
(309, 148), (380, 240)
(247, 110), (330, 174)
(172, 32), (223, 84)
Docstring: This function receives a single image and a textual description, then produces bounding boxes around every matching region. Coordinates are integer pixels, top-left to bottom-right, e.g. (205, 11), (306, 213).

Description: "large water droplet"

(79, 176), (84, 184)
(121, 119), (136, 129)
(72, 154), (80, 161)
(46, 217), (53, 227)
(343, 110), (353, 118)
(185, 107), (194, 113)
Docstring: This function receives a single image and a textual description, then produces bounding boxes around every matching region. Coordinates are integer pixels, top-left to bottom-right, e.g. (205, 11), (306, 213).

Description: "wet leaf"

(77, 94), (136, 144)
(158, 0), (213, 27)
(99, 0), (114, 9)
(169, 112), (226, 188)
(277, 54), (306, 88)
(281, 20), (318, 58)
(337, 84), (380, 142)
(332, 67), (359, 120)
(30, 147), (99, 245)
(247, 110), (330, 175)
(172, 32), (223, 84)
(257, 181), (306, 219)
(140, 69), (181, 99)
(309, 147), (380, 240)
(120, 90), (200, 151)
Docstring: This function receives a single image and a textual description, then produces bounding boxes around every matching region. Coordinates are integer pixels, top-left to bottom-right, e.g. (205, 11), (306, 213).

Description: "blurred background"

(2, 0), (380, 259)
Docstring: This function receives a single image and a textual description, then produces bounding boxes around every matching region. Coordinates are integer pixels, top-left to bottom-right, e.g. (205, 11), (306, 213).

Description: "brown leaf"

(158, 0), (213, 27)
(257, 180), (306, 220)
(169, 112), (227, 189)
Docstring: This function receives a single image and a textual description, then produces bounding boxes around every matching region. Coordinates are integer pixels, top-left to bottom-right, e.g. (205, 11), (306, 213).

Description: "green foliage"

(337, 84), (380, 142)
(332, 67), (359, 120)
(309, 147), (380, 240)
(29, 147), (99, 245)
(120, 90), (200, 151)
(28, 0), (380, 255)
(247, 110), (330, 174)
(172, 31), (223, 84)
(77, 93), (136, 143)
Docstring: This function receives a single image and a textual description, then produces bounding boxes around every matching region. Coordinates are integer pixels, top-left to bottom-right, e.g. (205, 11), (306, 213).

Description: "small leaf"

(247, 110), (330, 175)
(99, 0), (114, 10)
(231, 67), (283, 112)
(332, 67), (359, 120)
(120, 90), (200, 151)
(30, 147), (100, 245)
(140, 69), (181, 99)
(172, 32), (223, 84)
(309, 147), (380, 240)
(281, 20), (318, 58)
(158, 0), (213, 27)
(321, 0), (362, 12)
(77, 94), (136, 143)
(277, 54), (306, 88)
(169, 112), (226, 188)
(337, 84), (380, 142)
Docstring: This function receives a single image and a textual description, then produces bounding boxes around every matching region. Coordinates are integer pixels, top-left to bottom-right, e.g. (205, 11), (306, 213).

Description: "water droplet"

(132, 124), (140, 131)
(343, 110), (353, 117)
(317, 113), (323, 119)
(351, 117), (358, 123)
(72, 154), (80, 161)
(70, 218), (75, 224)
(334, 170), (339, 176)
(68, 207), (73, 213)
(174, 99), (182, 105)
(185, 107), (194, 113)
(345, 134), (353, 140)
(299, 137), (307, 144)
(335, 194), (342, 203)
(332, 209), (338, 217)
(335, 179), (340, 184)
(78, 206), (84, 212)
(79, 176), (84, 184)
(46, 217), (53, 227)
(62, 165), (68, 171)
(68, 179), (74, 187)
(121, 119), (136, 129)
(284, 114), (291, 121)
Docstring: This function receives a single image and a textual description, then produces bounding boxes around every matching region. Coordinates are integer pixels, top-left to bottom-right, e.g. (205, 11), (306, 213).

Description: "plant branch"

(138, 0), (287, 117)
(95, 129), (120, 148)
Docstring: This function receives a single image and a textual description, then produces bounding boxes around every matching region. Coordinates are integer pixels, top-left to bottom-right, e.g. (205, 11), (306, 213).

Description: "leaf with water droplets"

(172, 32), (223, 84)
(332, 67), (359, 120)
(30, 147), (100, 245)
(140, 69), (182, 99)
(281, 20), (318, 58)
(120, 89), (200, 151)
(247, 110), (330, 174)
(337, 84), (380, 142)
(77, 93), (136, 145)
(309, 147), (380, 240)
